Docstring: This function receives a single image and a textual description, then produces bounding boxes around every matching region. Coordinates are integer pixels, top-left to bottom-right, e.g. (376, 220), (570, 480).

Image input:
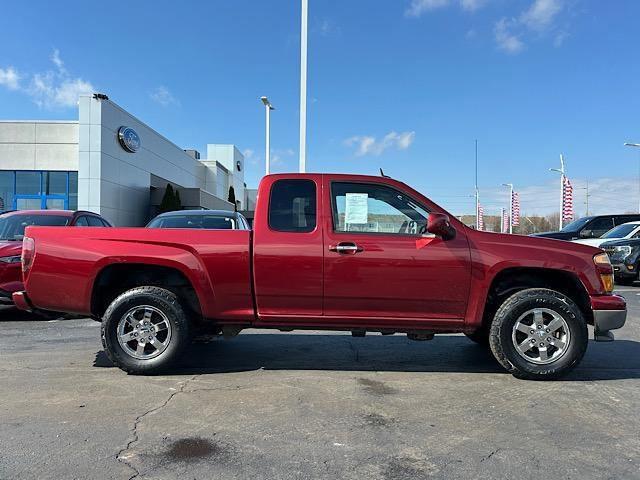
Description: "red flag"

(562, 177), (574, 222)
(502, 209), (509, 233)
(511, 191), (520, 227)
(477, 204), (484, 231)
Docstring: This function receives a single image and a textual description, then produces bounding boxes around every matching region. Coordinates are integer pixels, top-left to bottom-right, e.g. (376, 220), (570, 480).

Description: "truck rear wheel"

(489, 288), (588, 380)
(101, 286), (191, 375)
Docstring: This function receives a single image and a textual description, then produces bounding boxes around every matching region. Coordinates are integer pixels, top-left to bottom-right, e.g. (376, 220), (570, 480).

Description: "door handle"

(329, 242), (363, 254)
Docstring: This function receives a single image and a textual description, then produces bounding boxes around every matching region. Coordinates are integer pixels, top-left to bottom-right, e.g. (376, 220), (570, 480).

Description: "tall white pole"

(627, 143), (640, 213)
(475, 140), (479, 230)
(299, 0), (308, 173)
(265, 103), (271, 175)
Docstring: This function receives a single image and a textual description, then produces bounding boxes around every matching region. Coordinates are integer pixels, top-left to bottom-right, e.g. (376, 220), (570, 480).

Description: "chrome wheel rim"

(511, 308), (570, 365)
(117, 305), (172, 360)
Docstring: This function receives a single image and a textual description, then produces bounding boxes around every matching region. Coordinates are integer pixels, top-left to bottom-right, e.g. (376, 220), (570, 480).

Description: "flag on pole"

(511, 191), (520, 227)
(501, 208), (509, 233)
(562, 176), (574, 222)
(477, 204), (484, 231)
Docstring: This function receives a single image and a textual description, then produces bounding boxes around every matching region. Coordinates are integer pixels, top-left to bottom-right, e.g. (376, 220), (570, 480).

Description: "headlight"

(613, 246), (633, 257)
(0, 255), (21, 264)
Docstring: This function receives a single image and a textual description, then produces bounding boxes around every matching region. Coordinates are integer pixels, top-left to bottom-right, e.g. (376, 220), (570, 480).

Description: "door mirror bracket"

(427, 213), (456, 240)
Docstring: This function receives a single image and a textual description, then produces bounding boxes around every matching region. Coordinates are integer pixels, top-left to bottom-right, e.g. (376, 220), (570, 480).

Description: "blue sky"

(1, 0), (640, 216)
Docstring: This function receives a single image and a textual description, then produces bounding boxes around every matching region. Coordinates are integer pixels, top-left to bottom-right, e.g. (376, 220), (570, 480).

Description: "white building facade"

(0, 94), (247, 226)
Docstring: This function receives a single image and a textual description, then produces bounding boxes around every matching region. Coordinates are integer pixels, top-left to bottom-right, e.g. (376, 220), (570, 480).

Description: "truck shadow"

(94, 333), (640, 381)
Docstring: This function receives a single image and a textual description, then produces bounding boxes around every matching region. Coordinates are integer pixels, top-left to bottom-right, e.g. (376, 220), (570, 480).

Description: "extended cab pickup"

(14, 174), (627, 379)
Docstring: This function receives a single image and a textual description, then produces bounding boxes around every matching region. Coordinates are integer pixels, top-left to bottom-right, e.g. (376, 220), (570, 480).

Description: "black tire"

(464, 327), (489, 346)
(101, 286), (191, 375)
(489, 288), (588, 380)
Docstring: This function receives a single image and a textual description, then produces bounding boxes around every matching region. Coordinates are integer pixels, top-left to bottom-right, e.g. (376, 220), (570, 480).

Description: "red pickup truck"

(13, 173), (626, 379)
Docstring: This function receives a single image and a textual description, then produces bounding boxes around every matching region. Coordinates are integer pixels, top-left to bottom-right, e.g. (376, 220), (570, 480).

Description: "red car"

(13, 173), (626, 379)
(0, 210), (111, 305)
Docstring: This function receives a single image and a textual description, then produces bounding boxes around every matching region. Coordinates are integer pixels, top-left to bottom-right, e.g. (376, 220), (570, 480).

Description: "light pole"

(624, 142), (640, 213)
(475, 140), (479, 230)
(549, 154), (566, 230)
(260, 97), (274, 175)
(502, 183), (513, 234)
(299, 0), (308, 173)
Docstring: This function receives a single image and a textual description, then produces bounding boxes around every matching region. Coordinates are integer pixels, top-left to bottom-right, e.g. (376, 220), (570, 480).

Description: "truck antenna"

(379, 168), (390, 178)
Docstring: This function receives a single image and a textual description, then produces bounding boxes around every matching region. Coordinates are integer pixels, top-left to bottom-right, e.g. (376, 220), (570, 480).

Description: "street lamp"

(625, 142), (640, 214)
(502, 183), (513, 234)
(260, 96), (275, 175)
(549, 154), (566, 230)
(299, 0), (308, 173)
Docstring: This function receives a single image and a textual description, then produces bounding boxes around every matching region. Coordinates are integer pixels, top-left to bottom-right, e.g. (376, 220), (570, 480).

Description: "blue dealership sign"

(117, 126), (141, 153)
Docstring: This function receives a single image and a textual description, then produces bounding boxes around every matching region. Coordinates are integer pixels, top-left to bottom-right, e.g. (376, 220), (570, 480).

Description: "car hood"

(600, 238), (640, 247)
(573, 238), (610, 247)
(0, 241), (22, 257)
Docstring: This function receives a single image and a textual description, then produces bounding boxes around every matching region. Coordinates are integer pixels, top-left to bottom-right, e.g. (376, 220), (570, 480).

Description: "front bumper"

(611, 262), (636, 279)
(0, 289), (13, 304)
(12, 291), (33, 312)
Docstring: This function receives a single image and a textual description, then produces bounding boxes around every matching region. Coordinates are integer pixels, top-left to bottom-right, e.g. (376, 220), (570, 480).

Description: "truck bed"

(23, 226), (254, 320)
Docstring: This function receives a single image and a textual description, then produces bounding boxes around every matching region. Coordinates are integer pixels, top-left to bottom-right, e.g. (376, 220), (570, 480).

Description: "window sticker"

(345, 193), (368, 224)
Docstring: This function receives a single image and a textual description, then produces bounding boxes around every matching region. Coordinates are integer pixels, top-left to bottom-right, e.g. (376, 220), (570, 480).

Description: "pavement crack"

(480, 448), (502, 463)
(115, 375), (199, 480)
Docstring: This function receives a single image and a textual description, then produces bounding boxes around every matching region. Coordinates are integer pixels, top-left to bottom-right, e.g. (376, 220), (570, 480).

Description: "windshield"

(560, 217), (592, 232)
(147, 214), (237, 229)
(602, 224), (639, 239)
(0, 215), (70, 241)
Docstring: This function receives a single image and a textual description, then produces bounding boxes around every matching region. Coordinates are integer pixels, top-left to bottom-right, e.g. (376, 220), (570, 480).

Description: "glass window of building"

(16, 172), (41, 195)
(0, 171), (14, 211)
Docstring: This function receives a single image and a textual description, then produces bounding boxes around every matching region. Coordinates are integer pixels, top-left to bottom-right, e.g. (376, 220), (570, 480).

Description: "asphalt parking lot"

(1, 291), (639, 480)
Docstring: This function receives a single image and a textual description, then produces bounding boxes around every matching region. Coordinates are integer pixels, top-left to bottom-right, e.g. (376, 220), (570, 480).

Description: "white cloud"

(494, 18), (524, 54)
(50, 49), (64, 70)
(0, 49), (94, 108)
(243, 149), (258, 166)
(492, 0), (566, 54)
(150, 86), (179, 107)
(0, 67), (20, 90)
(461, 0), (486, 12)
(345, 131), (415, 157)
(405, 0), (451, 17)
(521, 0), (563, 31)
(405, 0), (489, 16)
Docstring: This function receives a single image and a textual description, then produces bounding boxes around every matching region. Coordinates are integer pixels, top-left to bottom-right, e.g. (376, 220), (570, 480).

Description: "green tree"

(174, 189), (182, 210)
(159, 184), (182, 213)
(228, 186), (237, 211)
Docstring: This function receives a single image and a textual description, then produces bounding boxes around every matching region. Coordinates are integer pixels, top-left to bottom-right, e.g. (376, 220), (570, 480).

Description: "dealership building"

(0, 94), (248, 226)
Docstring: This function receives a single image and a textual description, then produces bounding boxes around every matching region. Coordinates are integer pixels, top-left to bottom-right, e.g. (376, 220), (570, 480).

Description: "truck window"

(268, 180), (316, 233)
(331, 182), (429, 234)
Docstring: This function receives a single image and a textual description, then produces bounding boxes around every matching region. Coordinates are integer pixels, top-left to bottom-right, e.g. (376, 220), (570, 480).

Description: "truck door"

(253, 176), (323, 319)
(322, 178), (471, 324)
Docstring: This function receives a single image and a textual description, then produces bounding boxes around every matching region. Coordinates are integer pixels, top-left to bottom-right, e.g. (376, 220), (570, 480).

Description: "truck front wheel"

(489, 288), (588, 380)
(101, 286), (191, 375)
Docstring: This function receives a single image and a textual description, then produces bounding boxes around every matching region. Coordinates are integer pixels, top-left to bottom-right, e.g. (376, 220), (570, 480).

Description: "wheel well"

(480, 267), (592, 330)
(91, 264), (202, 320)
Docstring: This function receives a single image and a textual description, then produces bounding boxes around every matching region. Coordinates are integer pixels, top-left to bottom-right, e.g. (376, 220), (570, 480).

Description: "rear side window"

(74, 216), (89, 227)
(269, 180), (316, 233)
(87, 216), (105, 227)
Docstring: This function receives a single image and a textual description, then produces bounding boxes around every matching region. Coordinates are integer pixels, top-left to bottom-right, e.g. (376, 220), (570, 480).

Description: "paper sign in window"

(345, 193), (368, 224)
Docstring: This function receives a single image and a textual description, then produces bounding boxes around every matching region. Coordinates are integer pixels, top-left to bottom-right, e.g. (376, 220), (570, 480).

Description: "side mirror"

(579, 229), (592, 239)
(427, 213), (456, 240)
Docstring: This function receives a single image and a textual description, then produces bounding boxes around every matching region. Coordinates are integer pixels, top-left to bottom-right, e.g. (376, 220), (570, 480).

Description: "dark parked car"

(0, 210), (112, 305)
(532, 214), (640, 241)
(146, 210), (249, 230)
(600, 238), (640, 285)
